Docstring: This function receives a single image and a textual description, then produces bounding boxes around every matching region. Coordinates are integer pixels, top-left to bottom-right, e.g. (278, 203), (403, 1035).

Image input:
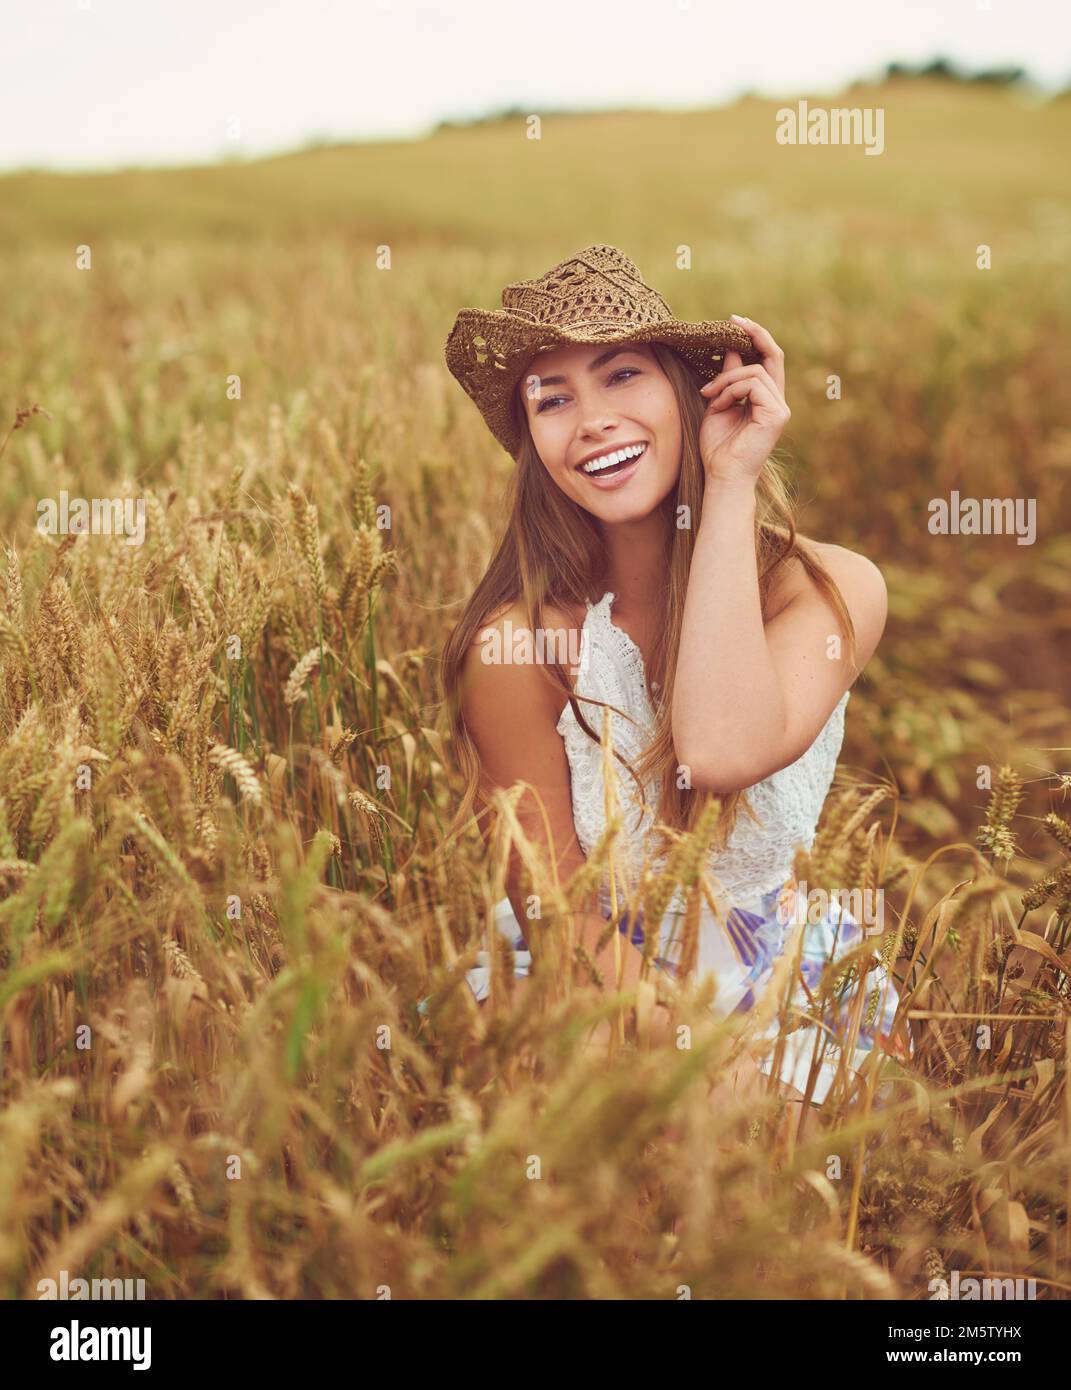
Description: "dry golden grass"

(1, 80), (1070, 1299)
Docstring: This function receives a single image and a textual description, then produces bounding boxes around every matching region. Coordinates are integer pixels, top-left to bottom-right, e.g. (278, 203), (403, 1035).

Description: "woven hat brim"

(444, 308), (761, 459)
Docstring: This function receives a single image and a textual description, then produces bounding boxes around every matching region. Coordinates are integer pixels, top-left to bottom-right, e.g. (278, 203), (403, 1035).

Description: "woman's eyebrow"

(532, 346), (640, 389)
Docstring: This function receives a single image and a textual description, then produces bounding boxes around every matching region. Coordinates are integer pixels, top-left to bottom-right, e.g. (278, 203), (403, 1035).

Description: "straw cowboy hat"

(443, 243), (760, 460)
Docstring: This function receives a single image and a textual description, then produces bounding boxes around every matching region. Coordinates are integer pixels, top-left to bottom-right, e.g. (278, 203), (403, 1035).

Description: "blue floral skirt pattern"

(420, 879), (910, 1104)
(654, 879), (912, 1102)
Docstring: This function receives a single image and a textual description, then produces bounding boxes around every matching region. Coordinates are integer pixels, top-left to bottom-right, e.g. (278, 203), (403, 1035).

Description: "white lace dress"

(462, 591), (908, 1103)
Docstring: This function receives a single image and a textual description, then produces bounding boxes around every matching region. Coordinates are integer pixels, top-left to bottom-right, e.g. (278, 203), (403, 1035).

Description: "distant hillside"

(0, 78), (1067, 252)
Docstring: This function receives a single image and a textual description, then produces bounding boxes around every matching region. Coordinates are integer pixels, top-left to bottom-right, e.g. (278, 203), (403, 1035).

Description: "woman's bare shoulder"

(768, 535), (883, 612)
(768, 536), (888, 667)
(459, 595), (583, 725)
(473, 595), (585, 638)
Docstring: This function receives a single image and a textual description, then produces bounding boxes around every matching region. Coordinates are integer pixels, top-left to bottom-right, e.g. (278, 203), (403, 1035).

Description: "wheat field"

(1, 78), (1070, 1300)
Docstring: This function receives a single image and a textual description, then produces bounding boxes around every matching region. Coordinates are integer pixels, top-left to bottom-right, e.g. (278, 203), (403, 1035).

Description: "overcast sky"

(1, 0), (1066, 172)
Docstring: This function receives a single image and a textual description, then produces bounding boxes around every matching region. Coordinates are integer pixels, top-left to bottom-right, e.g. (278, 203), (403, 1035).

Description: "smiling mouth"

(576, 442), (648, 477)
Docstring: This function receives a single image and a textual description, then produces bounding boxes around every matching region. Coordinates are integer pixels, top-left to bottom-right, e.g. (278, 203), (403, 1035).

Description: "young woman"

(439, 244), (907, 1109)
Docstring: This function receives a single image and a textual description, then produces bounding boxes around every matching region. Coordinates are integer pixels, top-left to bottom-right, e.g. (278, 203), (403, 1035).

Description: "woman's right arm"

(458, 611), (656, 1002)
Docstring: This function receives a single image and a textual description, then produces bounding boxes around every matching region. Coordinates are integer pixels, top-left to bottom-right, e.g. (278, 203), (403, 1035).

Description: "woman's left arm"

(671, 315), (888, 794)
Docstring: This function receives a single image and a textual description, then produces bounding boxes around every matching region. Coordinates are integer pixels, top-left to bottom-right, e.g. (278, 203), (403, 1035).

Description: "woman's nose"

(578, 409), (619, 437)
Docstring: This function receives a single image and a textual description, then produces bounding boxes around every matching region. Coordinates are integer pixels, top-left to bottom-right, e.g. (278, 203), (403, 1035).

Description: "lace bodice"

(555, 591), (850, 917)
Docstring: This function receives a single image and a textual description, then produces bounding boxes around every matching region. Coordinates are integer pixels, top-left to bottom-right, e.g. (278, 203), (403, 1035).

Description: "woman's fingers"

(704, 367), (790, 419)
(729, 315), (786, 395)
(700, 362), (781, 398)
(707, 377), (774, 416)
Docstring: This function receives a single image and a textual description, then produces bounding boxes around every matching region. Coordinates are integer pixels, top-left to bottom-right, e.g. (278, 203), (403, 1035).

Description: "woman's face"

(518, 342), (683, 522)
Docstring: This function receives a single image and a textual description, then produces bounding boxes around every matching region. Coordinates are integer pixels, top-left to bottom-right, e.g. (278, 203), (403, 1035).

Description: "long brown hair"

(438, 342), (858, 863)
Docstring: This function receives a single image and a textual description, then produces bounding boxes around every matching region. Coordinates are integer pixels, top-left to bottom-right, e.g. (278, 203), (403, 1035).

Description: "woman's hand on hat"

(698, 315), (790, 487)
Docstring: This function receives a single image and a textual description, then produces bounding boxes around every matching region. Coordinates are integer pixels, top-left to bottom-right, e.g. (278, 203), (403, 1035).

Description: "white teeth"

(581, 443), (646, 474)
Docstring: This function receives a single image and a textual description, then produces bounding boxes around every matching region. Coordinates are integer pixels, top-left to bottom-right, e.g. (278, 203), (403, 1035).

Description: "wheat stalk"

(283, 647), (322, 707)
(208, 743), (263, 805)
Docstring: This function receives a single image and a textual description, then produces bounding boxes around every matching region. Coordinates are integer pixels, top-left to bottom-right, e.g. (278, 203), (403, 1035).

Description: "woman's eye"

(535, 367), (640, 414)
